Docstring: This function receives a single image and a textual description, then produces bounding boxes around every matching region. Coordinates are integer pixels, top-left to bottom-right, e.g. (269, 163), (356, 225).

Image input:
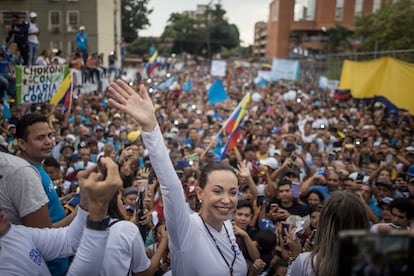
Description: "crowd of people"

(1, 12), (414, 276)
(1, 13), (122, 98)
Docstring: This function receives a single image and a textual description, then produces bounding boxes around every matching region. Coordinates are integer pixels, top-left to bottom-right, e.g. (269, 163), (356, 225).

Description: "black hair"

(244, 144), (257, 153)
(236, 199), (254, 215)
(43, 156), (60, 169)
(278, 178), (292, 187)
(390, 198), (414, 221)
(309, 204), (324, 215)
(256, 229), (276, 254)
(107, 191), (125, 220)
(16, 114), (48, 140)
(198, 162), (237, 189)
(306, 189), (325, 203)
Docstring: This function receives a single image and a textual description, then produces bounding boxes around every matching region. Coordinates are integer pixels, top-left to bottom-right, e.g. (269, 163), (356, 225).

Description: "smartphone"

(256, 196), (265, 207)
(386, 154), (393, 163)
(308, 229), (317, 247)
(337, 230), (414, 276)
(290, 154), (297, 163)
(281, 223), (290, 248)
(67, 193), (80, 207)
(328, 152), (335, 163)
(137, 179), (148, 199)
(271, 203), (279, 209)
(291, 182), (300, 198)
(135, 189), (147, 242)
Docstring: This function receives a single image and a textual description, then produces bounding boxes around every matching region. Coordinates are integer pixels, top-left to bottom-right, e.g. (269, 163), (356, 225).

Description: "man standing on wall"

(75, 26), (88, 64)
(5, 14), (29, 65)
(28, 12), (40, 66)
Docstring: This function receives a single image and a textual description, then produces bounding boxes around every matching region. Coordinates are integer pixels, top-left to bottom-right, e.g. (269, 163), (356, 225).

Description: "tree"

(326, 25), (352, 53)
(161, 2), (240, 57)
(354, 0), (414, 52)
(204, 3), (240, 58)
(162, 13), (204, 55)
(121, 0), (153, 43)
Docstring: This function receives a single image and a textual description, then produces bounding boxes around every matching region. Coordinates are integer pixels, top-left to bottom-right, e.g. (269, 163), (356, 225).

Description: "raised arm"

(108, 81), (192, 249)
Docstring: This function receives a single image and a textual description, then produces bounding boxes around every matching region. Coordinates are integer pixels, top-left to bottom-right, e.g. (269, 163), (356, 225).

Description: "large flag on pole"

(220, 93), (251, 159)
(50, 72), (73, 110)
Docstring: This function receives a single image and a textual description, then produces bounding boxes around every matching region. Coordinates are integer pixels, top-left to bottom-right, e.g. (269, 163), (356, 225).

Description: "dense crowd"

(1, 11), (414, 276)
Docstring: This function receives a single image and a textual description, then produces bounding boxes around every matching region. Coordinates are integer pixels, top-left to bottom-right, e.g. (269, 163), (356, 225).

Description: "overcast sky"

(139, 0), (270, 46)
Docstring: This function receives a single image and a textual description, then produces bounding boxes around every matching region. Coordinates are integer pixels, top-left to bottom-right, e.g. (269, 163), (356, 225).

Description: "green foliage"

(354, 0), (414, 52)
(121, 0), (153, 43)
(160, 2), (240, 57)
(326, 25), (352, 53)
(128, 37), (156, 56)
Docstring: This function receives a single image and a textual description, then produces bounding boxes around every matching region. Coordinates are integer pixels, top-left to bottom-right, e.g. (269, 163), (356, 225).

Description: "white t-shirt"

(28, 22), (39, 44)
(100, 219), (150, 275)
(0, 208), (110, 275)
(288, 251), (314, 276)
(142, 126), (248, 276)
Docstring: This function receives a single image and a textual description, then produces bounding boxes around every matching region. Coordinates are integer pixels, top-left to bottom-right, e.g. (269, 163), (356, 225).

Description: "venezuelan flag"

(147, 47), (158, 76)
(261, 63), (272, 72)
(234, 62), (244, 73)
(50, 73), (72, 109)
(220, 93), (251, 159)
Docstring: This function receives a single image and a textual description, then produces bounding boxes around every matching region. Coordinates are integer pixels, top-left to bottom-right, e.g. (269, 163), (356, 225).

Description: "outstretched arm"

(108, 81), (191, 249)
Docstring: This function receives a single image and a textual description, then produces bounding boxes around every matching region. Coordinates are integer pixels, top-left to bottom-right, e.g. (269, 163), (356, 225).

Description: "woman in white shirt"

(107, 81), (248, 276)
(288, 191), (370, 276)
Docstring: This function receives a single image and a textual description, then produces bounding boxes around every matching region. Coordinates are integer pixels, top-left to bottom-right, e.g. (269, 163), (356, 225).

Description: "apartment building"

(259, 0), (386, 59)
(0, 0), (121, 66)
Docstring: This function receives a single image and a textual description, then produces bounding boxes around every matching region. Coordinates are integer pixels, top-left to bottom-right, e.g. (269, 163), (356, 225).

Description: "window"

(49, 10), (61, 32)
(294, 0), (316, 21)
(373, 0), (381, 12)
(335, 0), (344, 21)
(355, 0), (363, 17)
(49, 40), (62, 52)
(67, 10), (79, 32)
(0, 11), (27, 25)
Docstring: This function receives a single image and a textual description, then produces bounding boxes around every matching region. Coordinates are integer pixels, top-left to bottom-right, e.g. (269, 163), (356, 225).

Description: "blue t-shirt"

(75, 32), (88, 49)
(368, 199), (381, 218)
(32, 164), (68, 276)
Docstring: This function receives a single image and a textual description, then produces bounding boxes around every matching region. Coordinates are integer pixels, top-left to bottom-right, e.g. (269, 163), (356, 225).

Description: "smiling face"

(18, 122), (54, 165)
(197, 170), (238, 231)
(233, 206), (252, 230)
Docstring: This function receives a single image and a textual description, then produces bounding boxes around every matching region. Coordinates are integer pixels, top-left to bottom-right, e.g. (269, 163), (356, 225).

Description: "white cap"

(29, 12), (37, 18)
(79, 26), (85, 31)
(259, 157), (279, 170)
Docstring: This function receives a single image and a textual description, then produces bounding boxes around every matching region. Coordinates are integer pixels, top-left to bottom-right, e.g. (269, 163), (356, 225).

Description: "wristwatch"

(86, 215), (111, 230)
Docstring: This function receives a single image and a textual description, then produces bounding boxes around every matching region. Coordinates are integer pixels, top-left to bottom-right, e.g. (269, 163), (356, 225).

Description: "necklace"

(199, 214), (236, 276)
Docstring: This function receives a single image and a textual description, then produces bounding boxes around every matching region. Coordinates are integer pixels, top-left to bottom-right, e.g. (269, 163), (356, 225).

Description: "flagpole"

(200, 91), (250, 159)
(200, 126), (225, 159)
(68, 72), (73, 115)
